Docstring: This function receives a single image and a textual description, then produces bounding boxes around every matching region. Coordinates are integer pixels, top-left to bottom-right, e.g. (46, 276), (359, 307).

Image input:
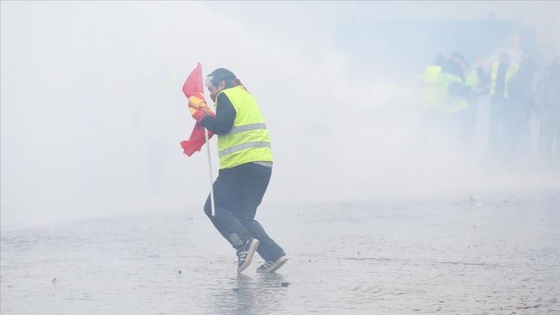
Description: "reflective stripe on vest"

(216, 86), (273, 169)
(219, 141), (271, 158)
(229, 122), (267, 134)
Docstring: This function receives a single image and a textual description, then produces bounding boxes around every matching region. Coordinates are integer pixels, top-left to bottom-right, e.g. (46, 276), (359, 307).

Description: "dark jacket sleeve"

(200, 93), (236, 135)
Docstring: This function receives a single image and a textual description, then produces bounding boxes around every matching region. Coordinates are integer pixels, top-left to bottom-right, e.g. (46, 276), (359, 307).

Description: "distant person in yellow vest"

(421, 54), (446, 115)
(191, 68), (287, 273)
(448, 52), (478, 146)
(488, 52), (519, 156)
(416, 54), (449, 151)
(439, 55), (472, 146)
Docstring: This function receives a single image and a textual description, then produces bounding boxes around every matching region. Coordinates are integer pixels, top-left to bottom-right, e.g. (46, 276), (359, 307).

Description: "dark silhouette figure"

(536, 56), (560, 171)
(502, 58), (537, 167)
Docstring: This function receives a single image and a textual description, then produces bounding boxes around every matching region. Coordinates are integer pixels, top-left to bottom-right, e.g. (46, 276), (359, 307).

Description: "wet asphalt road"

(1, 192), (559, 314)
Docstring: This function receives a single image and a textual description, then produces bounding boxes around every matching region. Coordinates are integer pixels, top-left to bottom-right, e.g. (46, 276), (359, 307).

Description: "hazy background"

(2, 1), (559, 229)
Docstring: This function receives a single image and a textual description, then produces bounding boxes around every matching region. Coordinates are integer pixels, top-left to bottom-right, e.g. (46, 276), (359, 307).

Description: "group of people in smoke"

(420, 45), (560, 172)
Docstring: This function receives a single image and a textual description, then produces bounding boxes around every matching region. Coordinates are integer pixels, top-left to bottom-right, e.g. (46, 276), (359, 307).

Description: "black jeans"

(204, 162), (285, 262)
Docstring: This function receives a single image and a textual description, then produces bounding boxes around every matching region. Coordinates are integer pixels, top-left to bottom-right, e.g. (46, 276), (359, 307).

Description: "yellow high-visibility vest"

(489, 61), (519, 98)
(440, 73), (469, 115)
(465, 69), (480, 90)
(216, 86), (273, 169)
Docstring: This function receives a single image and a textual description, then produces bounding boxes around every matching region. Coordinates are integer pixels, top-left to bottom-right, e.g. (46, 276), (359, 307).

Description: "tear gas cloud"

(1, 1), (559, 229)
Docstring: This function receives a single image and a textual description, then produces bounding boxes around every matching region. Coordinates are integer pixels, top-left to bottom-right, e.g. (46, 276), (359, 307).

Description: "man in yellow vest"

(191, 68), (288, 273)
(488, 52), (519, 155)
(421, 54), (446, 114)
(416, 54), (448, 150)
(432, 55), (472, 147)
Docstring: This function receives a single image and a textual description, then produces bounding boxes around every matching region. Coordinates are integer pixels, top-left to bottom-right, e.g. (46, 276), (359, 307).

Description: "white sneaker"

(236, 238), (260, 273)
(256, 255), (288, 273)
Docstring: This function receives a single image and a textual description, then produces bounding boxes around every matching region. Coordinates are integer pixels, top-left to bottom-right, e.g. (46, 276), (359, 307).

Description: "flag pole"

(204, 127), (216, 218)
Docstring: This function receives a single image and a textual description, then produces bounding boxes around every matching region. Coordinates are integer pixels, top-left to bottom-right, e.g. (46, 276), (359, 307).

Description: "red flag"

(182, 63), (204, 99)
(180, 123), (214, 157)
(180, 63), (214, 157)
